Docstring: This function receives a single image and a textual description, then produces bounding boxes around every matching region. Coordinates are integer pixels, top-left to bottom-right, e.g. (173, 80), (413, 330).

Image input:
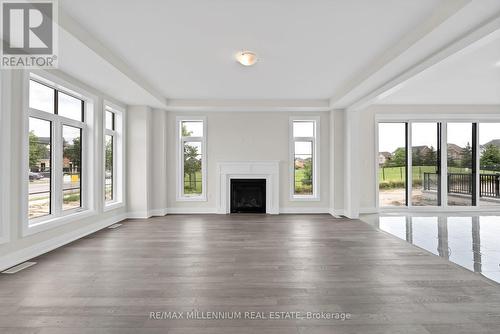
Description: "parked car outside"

(29, 172), (42, 181)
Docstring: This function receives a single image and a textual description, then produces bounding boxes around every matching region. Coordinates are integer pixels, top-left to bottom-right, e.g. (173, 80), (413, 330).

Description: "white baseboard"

(128, 209), (169, 219)
(0, 213), (127, 272)
(360, 207), (378, 214)
(127, 211), (153, 219)
(165, 207), (330, 214)
(329, 209), (345, 217)
(279, 207), (330, 214)
(166, 207), (218, 214)
(150, 208), (168, 217)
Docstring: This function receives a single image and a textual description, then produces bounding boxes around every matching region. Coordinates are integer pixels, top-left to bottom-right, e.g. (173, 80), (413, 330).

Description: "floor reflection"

(376, 215), (500, 284)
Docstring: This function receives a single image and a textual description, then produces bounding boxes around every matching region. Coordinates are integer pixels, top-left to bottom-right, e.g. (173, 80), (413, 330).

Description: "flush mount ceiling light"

(236, 51), (258, 66)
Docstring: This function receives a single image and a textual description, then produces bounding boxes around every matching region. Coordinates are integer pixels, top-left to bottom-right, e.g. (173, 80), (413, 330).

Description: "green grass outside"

(379, 166), (436, 182)
(379, 165), (500, 190)
(377, 166), (498, 182)
(294, 168), (312, 194)
(63, 193), (80, 204)
(184, 171), (202, 194)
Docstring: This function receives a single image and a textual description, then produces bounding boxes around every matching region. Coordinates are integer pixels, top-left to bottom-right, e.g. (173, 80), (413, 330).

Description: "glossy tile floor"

(371, 215), (500, 284)
(1, 214), (500, 333)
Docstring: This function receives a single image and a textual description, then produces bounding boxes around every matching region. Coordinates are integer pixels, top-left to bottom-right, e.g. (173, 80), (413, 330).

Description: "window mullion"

(53, 119), (63, 216)
(407, 122), (412, 207)
(58, 115), (84, 128)
(29, 108), (57, 121)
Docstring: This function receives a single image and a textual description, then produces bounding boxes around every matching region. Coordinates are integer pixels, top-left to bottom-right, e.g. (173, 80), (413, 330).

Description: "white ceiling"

(59, 0), (443, 101)
(57, 28), (166, 108)
(376, 29), (500, 105)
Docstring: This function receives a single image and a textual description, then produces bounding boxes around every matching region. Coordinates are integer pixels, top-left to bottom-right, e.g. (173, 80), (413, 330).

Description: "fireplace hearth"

(230, 179), (266, 213)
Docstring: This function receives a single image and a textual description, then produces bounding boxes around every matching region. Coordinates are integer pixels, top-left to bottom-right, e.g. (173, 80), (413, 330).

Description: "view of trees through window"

(379, 121), (500, 207)
(412, 123), (440, 206)
(105, 110), (116, 203)
(62, 126), (82, 210)
(182, 121), (203, 196)
(105, 135), (113, 201)
(294, 141), (313, 195)
(378, 123), (407, 206)
(28, 79), (84, 219)
(479, 123), (500, 206)
(28, 117), (51, 218)
(447, 123), (475, 206)
(292, 121), (315, 196)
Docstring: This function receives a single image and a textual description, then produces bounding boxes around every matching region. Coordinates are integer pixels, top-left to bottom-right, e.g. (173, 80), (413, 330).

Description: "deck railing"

(423, 172), (500, 198)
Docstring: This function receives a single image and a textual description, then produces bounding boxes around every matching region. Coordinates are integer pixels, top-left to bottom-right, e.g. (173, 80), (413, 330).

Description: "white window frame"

(375, 113), (500, 212)
(0, 70), (10, 244)
(176, 116), (207, 201)
(21, 71), (96, 236)
(289, 116), (320, 201)
(103, 101), (125, 211)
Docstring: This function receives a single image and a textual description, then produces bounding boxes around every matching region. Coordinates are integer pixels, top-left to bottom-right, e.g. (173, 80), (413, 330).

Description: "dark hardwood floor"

(1, 214), (499, 333)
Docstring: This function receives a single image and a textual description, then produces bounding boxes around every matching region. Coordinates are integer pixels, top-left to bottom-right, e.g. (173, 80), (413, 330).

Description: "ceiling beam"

(330, 0), (471, 109)
(166, 99), (330, 112)
(347, 12), (500, 111)
(58, 9), (168, 108)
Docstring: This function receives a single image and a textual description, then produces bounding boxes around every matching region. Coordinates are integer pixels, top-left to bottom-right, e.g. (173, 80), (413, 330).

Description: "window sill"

(103, 201), (125, 212)
(290, 195), (321, 202)
(176, 196), (207, 202)
(23, 209), (96, 237)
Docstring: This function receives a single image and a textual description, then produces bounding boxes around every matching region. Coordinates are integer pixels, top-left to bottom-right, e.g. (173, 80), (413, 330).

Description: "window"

(478, 123), (500, 206)
(28, 117), (52, 218)
(103, 104), (124, 208)
(447, 123), (477, 206)
(290, 118), (319, 200)
(62, 125), (82, 211)
(0, 71), (9, 244)
(411, 122), (441, 206)
(378, 122), (407, 207)
(27, 76), (87, 226)
(177, 117), (206, 201)
(377, 118), (500, 209)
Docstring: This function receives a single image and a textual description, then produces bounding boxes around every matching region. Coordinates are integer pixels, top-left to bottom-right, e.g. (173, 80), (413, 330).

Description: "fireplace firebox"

(230, 179), (266, 213)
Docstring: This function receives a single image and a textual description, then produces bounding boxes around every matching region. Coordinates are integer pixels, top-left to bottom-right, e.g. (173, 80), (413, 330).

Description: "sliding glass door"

(377, 120), (500, 209)
(378, 123), (407, 207)
(447, 123), (476, 206)
(479, 123), (500, 206)
(411, 123), (441, 206)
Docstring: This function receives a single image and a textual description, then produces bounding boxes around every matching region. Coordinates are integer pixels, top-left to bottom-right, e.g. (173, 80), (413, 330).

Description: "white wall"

(358, 104), (500, 212)
(126, 107), (168, 217)
(163, 111), (333, 213)
(151, 109), (168, 215)
(0, 70), (128, 271)
(331, 110), (345, 213)
(126, 106), (153, 217)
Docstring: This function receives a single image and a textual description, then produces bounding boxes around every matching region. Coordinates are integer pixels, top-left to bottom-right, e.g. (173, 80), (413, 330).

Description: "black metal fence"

(424, 172), (500, 198)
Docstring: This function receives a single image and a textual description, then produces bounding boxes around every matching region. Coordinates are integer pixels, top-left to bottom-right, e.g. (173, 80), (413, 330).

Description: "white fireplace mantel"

(216, 161), (280, 214)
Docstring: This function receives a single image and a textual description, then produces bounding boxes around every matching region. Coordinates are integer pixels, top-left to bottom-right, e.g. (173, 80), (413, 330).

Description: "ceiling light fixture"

(236, 51), (258, 66)
(495, 60), (500, 67)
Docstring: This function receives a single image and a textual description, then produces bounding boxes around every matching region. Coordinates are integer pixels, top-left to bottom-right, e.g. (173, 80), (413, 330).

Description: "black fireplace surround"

(230, 179), (266, 213)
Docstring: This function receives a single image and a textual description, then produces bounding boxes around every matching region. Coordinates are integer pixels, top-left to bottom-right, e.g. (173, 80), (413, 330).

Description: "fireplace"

(230, 179), (266, 213)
